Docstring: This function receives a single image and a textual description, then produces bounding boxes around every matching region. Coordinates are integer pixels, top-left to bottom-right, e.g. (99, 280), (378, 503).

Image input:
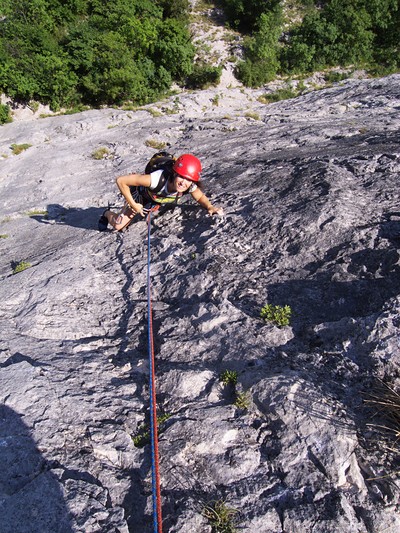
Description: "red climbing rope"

(146, 207), (163, 533)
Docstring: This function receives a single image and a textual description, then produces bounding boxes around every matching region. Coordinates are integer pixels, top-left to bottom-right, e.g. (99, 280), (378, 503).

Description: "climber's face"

(173, 173), (192, 193)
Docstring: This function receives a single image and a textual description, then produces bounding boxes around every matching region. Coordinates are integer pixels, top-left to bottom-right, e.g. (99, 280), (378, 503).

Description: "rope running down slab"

(146, 207), (163, 532)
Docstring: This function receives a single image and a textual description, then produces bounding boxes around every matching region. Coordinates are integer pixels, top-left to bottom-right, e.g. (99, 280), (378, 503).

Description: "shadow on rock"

(0, 404), (73, 533)
(234, 218), (400, 337)
(110, 204), (197, 367)
(29, 203), (107, 231)
(379, 212), (400, 244)
(121, 460), (154, 533)
(0, 352), (51, 369)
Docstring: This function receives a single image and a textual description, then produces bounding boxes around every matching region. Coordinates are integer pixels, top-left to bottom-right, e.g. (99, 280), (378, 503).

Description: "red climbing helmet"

(173, 154), (202, 182)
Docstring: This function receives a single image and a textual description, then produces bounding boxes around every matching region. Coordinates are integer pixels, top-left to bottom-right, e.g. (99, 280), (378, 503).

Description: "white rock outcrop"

(0, 74), (399, 532)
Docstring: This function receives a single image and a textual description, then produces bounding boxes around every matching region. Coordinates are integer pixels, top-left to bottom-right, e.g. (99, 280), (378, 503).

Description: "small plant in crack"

(203, 499), (240, 533)
(11, 143), (32, 155)
(132, 413), (171, 448)
(219, 370), (251, 411)
(364, 378), (400, 453)
(12, 260), (32, 274)
(91, 147), (110, 160)
(219, 369), (238, 386)
(260, 303), (292, 327)
(26, 209), (48, 218)
(234, 391), (251, 410)
(145, 139), (167, 149)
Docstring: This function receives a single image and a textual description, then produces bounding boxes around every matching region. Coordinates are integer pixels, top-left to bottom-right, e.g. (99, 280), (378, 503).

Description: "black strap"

(151, 170), (169, 194)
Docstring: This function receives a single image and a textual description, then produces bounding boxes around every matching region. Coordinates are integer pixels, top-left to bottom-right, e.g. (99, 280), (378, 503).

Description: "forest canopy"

(0, 0), (194, 109)
(0, 0), (399, 111)
(218, 0), (399, 87)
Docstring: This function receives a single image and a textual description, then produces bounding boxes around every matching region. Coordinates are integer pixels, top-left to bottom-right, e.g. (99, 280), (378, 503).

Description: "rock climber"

(98, 153), (224, 232)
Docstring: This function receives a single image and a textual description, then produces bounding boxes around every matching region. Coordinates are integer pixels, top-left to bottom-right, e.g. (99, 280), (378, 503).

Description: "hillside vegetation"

(217, 0), (399, 86)
(0, 0), (399, 116)
(0, 0), (194, 109)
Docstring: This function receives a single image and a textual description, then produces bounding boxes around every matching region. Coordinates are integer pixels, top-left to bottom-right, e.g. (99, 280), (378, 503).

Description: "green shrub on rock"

(203, 499), (239, 533)
(219, 369), (238, 386)
(185, 63), (222, 89)
(260, 304), (292, 327)
(12, 261), (32, 274)
(0, 104), (12, 125)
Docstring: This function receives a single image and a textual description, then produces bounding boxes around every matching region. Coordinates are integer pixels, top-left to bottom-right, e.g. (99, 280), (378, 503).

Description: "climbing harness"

(146, 206), (163, 533)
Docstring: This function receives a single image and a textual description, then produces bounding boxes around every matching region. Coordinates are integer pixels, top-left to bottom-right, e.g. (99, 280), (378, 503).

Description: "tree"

(0, 0), (196, 107)
(236, 8), (283, 86)
(155, 0), (190, 20)
(0, 103), (12, 124)
(218, 0), (281, 33)
(281, 0), (381, 72)
(151, 18), (194, 82)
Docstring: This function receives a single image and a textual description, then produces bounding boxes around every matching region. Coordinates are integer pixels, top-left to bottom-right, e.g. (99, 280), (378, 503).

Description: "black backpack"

(143, 151), (191, 202)
(144, 151), (176, 193)
(135, 151), (184, 205)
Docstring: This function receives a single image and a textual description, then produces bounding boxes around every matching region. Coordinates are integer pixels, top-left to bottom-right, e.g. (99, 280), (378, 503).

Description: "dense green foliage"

(0, 0), (398, 105)
(260, 304), (292, 327)
(236, 8), (284, 86)
(0, 0), (194, 108)
(0, 103), (12, 124)
(281, 0), (400, 74)
(185, 63), (222, 89)
(231, 0), (399, 87)
(217, 0), (282, 33)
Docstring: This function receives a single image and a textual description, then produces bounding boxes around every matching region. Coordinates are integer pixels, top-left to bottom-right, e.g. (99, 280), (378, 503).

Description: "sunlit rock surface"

(0, 75), (399, 532)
